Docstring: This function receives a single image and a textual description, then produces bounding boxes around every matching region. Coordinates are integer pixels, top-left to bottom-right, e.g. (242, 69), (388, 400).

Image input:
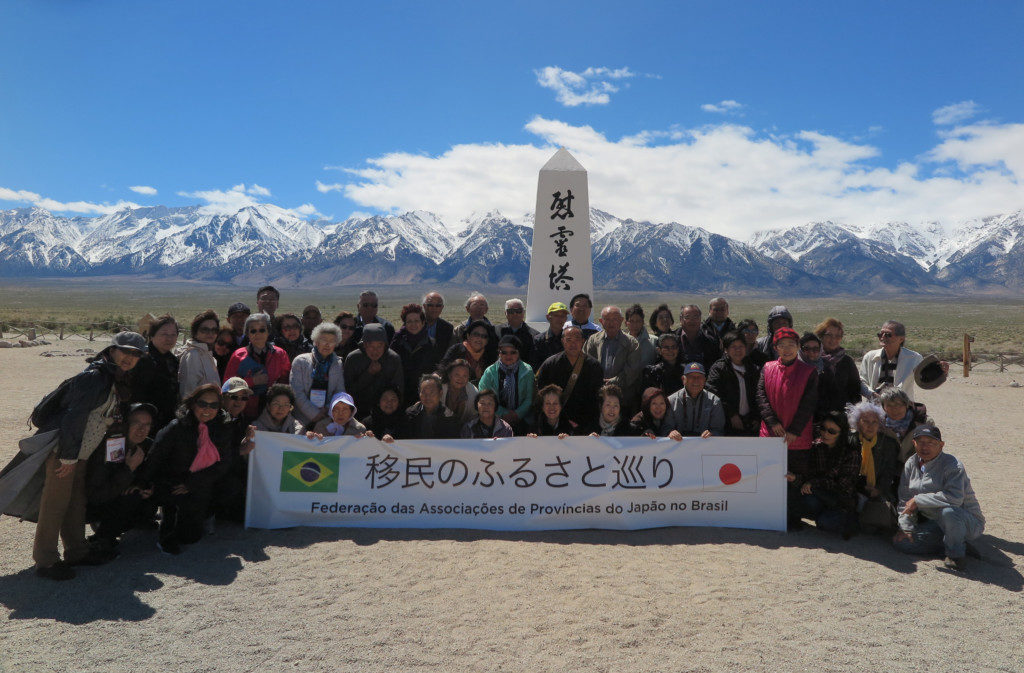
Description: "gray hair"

(465, 292), (486, 311)
(359, 289), (377, 300)
(709, 297), (728, 308)
(877, 387), (912, 410)
(243, 312), (271, 333)
(680, 304), (702, 317)
(847, 400), (885, 428)
(881, 320), (906, 337)
(311, 322), (342, 344)
(505, 298), (524, 310)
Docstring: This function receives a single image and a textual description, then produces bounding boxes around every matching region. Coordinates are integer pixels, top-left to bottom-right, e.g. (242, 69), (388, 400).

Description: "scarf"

(312, 349), (334, 384)
(859, 433), (877, 488)
(399, 326), (431, 350)
(821, 346), (847, 373)
(189, 422), (221, 472)
(326, 420), (350, 436)
(247, 344), (269, 366)
(800, 352), (825, 372)
(884, 408), (914, 438)
(599, 416), (620, 436)
(498, 361), (519, 410)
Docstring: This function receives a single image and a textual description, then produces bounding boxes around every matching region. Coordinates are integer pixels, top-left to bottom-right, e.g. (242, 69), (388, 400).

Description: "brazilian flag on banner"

(280, 451), (340, 493)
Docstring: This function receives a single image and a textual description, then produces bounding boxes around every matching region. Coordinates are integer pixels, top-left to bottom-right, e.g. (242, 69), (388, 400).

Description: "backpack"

(29, 375), (76, 429)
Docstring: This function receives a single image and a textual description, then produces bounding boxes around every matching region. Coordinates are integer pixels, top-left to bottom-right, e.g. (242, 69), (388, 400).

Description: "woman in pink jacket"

(223, 312), (291, 418)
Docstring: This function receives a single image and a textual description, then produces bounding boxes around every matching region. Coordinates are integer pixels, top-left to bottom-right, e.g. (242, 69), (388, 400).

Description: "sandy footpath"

(1, 341), (1022, 673)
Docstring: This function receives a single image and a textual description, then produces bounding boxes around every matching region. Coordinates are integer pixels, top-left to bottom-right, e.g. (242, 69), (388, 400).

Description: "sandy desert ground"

(1, 340), (1022, 673)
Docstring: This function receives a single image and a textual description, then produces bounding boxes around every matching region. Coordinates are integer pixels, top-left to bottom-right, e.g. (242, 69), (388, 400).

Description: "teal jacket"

(478, 361), (535, 422)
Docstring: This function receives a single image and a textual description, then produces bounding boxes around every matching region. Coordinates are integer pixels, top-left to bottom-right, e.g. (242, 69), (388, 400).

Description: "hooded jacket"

(178, 339), (221, 399)
(754, 306), (793, 363)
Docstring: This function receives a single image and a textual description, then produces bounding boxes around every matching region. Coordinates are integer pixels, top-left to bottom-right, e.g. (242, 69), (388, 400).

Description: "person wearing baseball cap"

(756, 326), (819, 529)
(666, 361), (725, 439)
(893, 425), (985, 572)
(226, 302), (251, 346)
(529, 302), (570, 369)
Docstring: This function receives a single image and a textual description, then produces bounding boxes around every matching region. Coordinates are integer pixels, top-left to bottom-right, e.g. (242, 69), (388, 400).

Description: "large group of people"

(8, 286), (985, 580)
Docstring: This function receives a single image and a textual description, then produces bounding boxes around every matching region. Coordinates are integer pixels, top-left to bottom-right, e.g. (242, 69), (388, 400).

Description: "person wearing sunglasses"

(789, 410), (860, 538)
(331, 311), (362, 360)
(212, 326), (237, 379)
(223, 312), (291, 418)
(859, 320), (948, 403)
(139, 384), (234, 555)
(438, 318), (496, 384)
(208, 377), (256, 523)
(354, 290), (395, 343)
(479, 335), (536, 434)
(275, 313), (312, 362)
(496, 298), (538, 365)
(178, 309), (223, 399)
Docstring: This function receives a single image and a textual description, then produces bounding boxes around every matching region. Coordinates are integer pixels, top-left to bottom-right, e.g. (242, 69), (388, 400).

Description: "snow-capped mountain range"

(1, 204), (1023, 293)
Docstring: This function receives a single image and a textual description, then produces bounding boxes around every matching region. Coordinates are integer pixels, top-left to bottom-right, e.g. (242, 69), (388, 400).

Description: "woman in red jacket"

(756, 327), (819, 529)
(223, 312), (291, 417)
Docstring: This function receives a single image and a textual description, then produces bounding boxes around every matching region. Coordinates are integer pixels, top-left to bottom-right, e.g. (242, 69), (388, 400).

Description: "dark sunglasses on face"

(226, 394), (251, 402)
(877, 331), (895, 339)
(249, 327), (268, 334)
(506, 308), (524, 314)
(216, 341), (234, 348)
(194, 400), (220, 410)
(819, 426), (840, 436)
(743, 328), (759, 334)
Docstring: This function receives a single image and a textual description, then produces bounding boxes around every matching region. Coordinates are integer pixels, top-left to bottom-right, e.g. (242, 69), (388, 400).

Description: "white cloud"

(316, 180), (343, 193)
(0, 186), (139, 214)
(176, 183), (322, 220)
(128, 185), (157, 196)
(932, 100), (980, 126)
(535, 66), (647, 107)
(701, 100), (744, 114)
(292, 203), (325, 219)
(248, 183), (271, 197)
(334, 116), (1024, 238)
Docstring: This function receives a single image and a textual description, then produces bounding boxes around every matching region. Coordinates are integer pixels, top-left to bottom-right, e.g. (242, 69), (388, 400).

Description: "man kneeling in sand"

(893, 425), (984, 572)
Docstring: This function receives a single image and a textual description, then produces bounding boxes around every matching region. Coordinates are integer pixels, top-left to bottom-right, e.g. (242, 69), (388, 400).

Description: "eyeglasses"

(360, 303), (378, 308)
(197, 326), (218, 334)
(819, 426), (840, 436)
(226, 394), (251, 402)
(877, 331), (897, 339)
(801, 346), (821, 353)
(194, 400), (220, 410)
(248, 327), (268, 334)
(269, 401), (293, 409)
(470, 331), (489, 339)
(659, 343), (678, 349)
(506, 308), (524, 314)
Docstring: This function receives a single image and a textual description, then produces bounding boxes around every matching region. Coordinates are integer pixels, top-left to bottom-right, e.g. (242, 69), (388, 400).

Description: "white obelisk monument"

(525, 148), (594, 324)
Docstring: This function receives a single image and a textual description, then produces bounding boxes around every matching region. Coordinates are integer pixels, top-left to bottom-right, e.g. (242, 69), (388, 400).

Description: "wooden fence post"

(962, 333), (971, 378)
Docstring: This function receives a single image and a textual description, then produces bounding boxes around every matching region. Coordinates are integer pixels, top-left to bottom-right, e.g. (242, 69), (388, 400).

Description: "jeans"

(893, 506), (983, 558)
(799, 492), (855, 534)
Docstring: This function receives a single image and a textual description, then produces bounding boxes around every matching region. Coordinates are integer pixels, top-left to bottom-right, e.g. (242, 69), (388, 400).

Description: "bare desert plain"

(1, 337), (1023, 673)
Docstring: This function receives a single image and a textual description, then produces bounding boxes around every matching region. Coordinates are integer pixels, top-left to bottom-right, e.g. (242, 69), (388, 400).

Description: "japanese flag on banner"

(701, 454), (759, 493)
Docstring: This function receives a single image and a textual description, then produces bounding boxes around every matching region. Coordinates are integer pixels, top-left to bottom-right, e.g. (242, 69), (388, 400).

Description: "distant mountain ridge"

(1, 204), (1023, 294)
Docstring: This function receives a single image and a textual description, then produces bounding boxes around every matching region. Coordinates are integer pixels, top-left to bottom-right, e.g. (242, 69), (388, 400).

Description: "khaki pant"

(32, 454), (88, 568)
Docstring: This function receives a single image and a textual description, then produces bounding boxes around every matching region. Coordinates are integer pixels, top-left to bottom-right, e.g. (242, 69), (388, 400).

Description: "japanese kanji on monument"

(525, 148), (595, 324)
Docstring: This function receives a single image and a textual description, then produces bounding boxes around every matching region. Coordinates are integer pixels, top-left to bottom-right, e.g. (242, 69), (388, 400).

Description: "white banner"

(246, 433), (786, 532)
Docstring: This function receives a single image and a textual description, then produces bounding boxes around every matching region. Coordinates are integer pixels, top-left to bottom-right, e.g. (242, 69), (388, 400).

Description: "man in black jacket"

(423, 291), (454, 358)
(496, 298), (538, 365)
(677, 304), (721, 373)
(535, 326), (604, 433)
(701, 297), (736, 348)
(531, 302), (569, 370)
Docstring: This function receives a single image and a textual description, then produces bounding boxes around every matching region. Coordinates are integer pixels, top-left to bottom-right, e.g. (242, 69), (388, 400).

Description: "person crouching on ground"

(893, 425), (985, 572)
(139, 384), (234, 555)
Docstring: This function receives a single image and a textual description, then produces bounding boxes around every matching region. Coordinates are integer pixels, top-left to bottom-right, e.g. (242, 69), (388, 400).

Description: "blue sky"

(1, 1), (1022, 236)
